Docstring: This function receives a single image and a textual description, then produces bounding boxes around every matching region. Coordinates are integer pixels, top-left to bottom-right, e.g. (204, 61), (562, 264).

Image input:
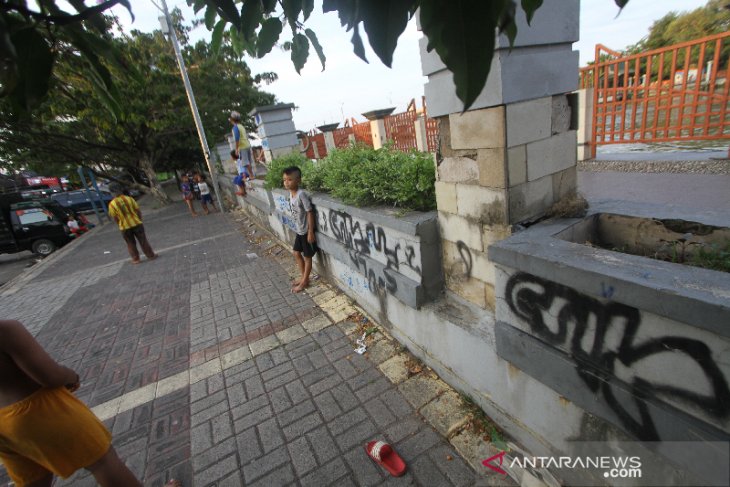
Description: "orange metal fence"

(301, 98), (440, 159)
(581, 32), (730, 157)
(383, 110), (419, 151)
(352, 120), (373, 146)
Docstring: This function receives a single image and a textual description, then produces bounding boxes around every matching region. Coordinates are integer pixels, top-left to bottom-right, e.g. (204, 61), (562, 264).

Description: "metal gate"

(580, 32), (730, 158)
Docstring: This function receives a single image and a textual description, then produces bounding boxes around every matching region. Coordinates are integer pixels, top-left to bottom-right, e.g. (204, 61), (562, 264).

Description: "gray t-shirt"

(289, 189), (313, 235)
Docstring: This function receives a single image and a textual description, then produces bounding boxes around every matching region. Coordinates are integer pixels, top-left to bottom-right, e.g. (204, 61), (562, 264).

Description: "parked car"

(0, 194), (75, 256)
(51, 189), (113, 212)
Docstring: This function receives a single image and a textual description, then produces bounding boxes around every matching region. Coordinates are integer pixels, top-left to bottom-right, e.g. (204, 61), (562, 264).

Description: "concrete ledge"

(489, 200), (730, 336)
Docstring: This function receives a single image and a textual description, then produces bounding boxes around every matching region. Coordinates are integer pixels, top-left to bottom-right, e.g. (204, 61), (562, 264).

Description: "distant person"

(107, 183), (157, 265)
(180, 174), (197, 216)
(229, 111), (255, 180)
(0, 319), (181, 487)
(66, 216), (87, 236)
(194, 174), (216, 214)
(282, 166), (318, 293)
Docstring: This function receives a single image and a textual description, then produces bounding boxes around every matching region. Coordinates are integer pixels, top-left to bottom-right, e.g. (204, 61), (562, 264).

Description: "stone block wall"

(434, 93), (576, 309)
(424, 0), (580, 310)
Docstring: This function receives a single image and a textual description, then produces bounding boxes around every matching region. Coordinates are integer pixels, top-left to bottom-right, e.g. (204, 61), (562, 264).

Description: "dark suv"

(51, 189), (113, 212)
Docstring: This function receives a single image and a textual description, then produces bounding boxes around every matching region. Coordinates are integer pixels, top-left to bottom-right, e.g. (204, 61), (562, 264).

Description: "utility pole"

(158, 0), (225, 211)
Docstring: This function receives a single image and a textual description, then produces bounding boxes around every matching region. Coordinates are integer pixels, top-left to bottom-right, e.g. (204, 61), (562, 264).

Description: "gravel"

(578, 158), (730, 175)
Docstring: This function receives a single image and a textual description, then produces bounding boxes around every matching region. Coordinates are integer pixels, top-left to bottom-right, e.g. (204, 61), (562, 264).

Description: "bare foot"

(292, 281), (309, 293)
(131, 260), (141, 265)
(148, 254), (158, 261)
(164, 480), (181, 487)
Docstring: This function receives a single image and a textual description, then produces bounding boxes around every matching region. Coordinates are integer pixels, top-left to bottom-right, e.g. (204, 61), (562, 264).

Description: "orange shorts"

(0, 387), (111, 486)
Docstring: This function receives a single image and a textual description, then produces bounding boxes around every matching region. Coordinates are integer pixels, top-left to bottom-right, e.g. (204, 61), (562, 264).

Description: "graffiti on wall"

(505, 272), (730, 441)
(317, 207), (422, 295)
(273, 195), (298, 233)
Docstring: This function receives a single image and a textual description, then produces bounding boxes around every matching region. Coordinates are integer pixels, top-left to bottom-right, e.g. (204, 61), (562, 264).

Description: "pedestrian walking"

(0, 319), (180, 487)
(107, 183), (157, 264)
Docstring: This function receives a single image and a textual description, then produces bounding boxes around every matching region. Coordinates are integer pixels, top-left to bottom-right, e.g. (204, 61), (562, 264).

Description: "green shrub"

(263, 152), (310, 190)
(264, 145), (436, 211)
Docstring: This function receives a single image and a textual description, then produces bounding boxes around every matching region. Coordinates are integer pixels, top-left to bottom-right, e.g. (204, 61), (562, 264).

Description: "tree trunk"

(140, 155), (172, 205)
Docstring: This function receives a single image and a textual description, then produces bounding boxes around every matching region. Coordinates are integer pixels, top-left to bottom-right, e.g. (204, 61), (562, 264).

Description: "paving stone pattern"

(0, 200), (483, 487)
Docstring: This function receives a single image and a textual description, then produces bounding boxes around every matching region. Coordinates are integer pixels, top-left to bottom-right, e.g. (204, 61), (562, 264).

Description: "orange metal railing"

(582, 32), (730, 157)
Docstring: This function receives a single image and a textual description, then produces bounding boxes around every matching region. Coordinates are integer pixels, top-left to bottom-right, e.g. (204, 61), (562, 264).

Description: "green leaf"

(420, 0), (510, 111)
(229, 25), (246, 54)
(291, 33), (309, 73)
(499, 1), (517, 45)
(208, 0), (240, 25)
(304, 28), (326, 70)
(240, 0), (263, 42)
(351, 24), (368, 63)
(262, 0), (278, 12)
(211, 19), (226, 53)
(360, 0), (414, 68)
(190, 0), (207, 14)
(205, 5), (218, 30)
(325, 0), (358, 29)
(8, 27), (54, 112)
(257, 17), (283, 57)
(521, 0), (543, 24)
(302, 0), (315, 21)
(282, 0), (303, 31)
(67, 0), (106, 32)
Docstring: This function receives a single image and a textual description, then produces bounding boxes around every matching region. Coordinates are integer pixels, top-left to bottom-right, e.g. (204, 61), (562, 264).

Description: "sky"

(112, 0), (708, 132)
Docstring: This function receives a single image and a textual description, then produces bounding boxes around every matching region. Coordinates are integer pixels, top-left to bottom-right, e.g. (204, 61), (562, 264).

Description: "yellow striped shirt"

(108, 195), (142, 231)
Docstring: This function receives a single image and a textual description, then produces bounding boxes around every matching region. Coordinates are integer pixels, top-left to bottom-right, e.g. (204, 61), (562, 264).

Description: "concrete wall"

(488, 201), (730, 485)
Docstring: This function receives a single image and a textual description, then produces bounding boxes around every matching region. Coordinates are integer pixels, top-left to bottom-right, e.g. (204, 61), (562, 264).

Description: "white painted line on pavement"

(91, 313), (332, 421)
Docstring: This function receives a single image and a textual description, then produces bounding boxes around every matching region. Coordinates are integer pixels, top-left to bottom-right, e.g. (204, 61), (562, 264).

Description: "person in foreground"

(283, 166), (318, 293)
(0, 319), (180, 487)
(107, 183), (157, 264)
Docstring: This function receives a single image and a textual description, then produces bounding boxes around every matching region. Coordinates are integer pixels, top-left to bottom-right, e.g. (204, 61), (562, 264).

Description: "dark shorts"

(201, 194), (213, 204)
(293, 234), (318, 258)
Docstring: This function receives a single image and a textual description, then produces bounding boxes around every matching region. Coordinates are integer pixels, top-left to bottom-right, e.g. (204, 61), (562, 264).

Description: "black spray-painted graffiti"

(505, 272), (730, 441)
(320, 208), (422, 295)
(456, 241), (472, 278)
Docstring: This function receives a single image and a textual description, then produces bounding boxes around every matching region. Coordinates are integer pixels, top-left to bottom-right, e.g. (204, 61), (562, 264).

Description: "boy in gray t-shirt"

(283, 166), (318, 293)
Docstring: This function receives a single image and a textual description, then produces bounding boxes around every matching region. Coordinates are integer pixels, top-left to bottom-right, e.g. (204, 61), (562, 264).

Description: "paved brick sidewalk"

(0, 198), (495, 486)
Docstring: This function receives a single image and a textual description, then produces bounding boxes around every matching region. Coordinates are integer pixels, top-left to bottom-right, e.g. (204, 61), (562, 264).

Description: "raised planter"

(242, 186), (443, 310)
(489, 200), (730, 485)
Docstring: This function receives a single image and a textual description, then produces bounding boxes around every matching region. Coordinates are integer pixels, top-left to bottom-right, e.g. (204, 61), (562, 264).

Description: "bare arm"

(0, 320), (78, 389)
(307, 211), (316, 243)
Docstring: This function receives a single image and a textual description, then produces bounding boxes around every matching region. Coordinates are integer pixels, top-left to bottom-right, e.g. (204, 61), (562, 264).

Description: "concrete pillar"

(250, 103), (299, 163)
(414, 116), (428, 151)
(421, 0), (579, 309)
(323, 131), (335, 151)
(370, 119), (386, 149)
(317, 123), (339, 152)
(576, 88), (594, 161)
(362, 108), (395, 149)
